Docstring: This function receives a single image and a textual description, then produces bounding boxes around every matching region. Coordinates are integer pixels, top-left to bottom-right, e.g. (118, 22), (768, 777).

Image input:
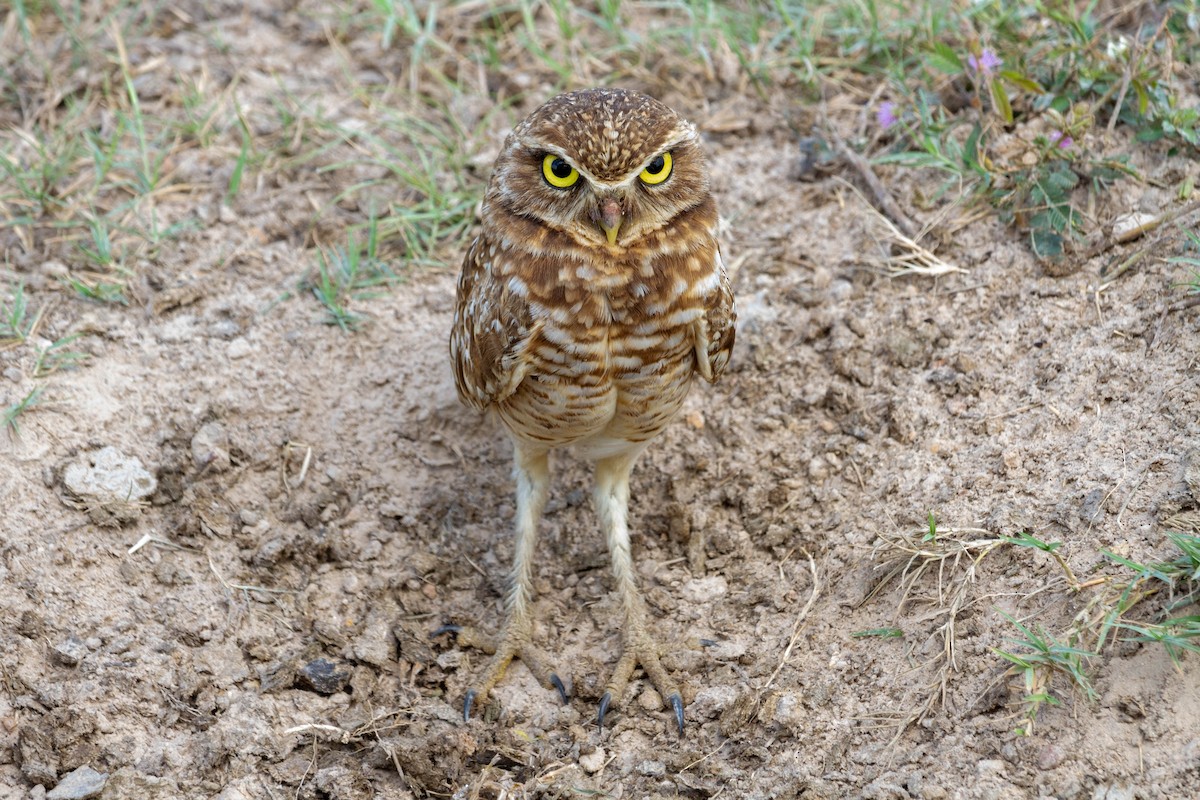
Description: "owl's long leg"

(442, 442), (567, 720)
(594, 449), (685, 734)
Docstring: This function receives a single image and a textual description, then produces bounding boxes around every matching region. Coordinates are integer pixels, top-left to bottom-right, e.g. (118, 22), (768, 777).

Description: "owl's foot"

(597, 626), (685, 735)
(432, 623), (568, 720)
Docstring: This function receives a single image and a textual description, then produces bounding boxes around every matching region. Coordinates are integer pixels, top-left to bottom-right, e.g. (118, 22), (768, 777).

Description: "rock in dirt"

(579, 747), (606, 774)
(352, 619), (396, 667)
(1183, 448), (1200, 502)
(191, 422), (232, 472)
(297, 658), (352, 694)
(97, 767), (179, 799)
(1079, 488), (1105, 524)
(18, 725), (58, 786)
(46, 765), (107, 799)
(61, 446), (156, 526)
(52, 636), (89, 667)
(689, 685), (739, 719)
(314, 765), (372, 799)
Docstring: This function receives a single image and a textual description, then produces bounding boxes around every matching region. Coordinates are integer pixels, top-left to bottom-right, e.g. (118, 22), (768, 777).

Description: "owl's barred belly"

(497, 320), (698, 456)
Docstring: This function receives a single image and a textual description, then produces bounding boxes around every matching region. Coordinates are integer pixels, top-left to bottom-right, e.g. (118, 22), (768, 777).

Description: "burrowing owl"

(445, 87), (735, 733)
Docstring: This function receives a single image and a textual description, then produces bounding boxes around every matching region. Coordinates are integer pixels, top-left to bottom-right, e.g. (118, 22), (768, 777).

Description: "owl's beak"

(599, 198), (623, 245)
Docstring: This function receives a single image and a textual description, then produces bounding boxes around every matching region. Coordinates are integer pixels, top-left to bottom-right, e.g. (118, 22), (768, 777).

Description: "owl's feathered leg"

(440, 443), (567, 720)
(594, 449), (685, 734)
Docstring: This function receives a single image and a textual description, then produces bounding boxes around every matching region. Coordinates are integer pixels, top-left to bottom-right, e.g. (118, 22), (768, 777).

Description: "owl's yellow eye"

(542, 154), (578, 188)
(639, 152), (672, 185)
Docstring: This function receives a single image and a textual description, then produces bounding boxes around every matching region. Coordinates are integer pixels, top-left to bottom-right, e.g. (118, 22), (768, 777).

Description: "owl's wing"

(450, 235), (539, 409)
(693, 245), (736, 384)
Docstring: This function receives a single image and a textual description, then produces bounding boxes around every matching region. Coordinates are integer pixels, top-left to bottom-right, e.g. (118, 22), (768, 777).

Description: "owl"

(444, 87), (735, 733)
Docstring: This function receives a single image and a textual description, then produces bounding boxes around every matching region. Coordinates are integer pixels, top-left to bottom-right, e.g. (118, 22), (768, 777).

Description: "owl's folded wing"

(450, 235), (539, 409)
(693, 245), (736, 384)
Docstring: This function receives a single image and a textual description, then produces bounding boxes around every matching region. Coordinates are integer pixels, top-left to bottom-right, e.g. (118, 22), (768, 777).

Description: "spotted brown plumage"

(445, 88), (735, 732)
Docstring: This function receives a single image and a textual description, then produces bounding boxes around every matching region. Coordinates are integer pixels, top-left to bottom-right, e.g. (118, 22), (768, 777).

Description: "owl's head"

(487, 88), (710, 250)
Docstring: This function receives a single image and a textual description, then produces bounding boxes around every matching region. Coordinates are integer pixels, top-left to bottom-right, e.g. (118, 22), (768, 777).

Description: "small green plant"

(1116, 616), (1200, 668)
(1, 283), (35, 344)
(1002, 531), (1081, 589)
(852, 627), (905, 639)
(32, 334), (90, 378)
(65, 276), (128, 305)
(79, 217), (118, 269)
(226, 113), (253, 204)
(303, 221), (399, 331)
(993, 531), (1200, 734)
(1168, 229), (1200, 295)
(1102, 532), (1200, 589)
(309, 253), (365, 332)
(3, 386), (43, 436)
(923, 511), (938, 543)
(993, 611), (1098, 735)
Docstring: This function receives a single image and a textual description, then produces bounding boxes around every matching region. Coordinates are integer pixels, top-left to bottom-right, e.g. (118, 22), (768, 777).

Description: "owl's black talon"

(431, 624), (462, 639)
(463, 689), (477, 722)
(669, 692), (684, 735)
(598, 691), (612, 730)
(551, 673), (568, 704)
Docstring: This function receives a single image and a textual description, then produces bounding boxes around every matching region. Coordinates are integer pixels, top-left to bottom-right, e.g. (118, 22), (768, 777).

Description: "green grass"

(862, 0), (1199, 259)
(32, 334), (89, 378)
(994, 530), (1200, 734)
(993, 610), (1098, 736)
(303, 219), (401, 331)
(3, 386), (44, 437)
(4, 0), (1197, 328)
(1169, 229), (1200, 295)
(852, 627), (905, 639)
(0, 276), (89, 439)
(1, 283), (35, 344)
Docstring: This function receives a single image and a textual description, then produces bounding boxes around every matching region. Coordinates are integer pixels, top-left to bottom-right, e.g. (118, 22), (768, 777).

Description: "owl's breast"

(496, 296), (701, 453)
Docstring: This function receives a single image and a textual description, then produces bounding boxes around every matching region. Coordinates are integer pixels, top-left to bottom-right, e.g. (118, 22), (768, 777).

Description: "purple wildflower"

(876, 101), (898, 129)
(967, 49), (1001, 76)
(1049, 130), (1074, 149)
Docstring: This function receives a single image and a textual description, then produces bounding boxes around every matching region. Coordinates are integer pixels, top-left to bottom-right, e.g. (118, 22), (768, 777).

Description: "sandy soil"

(2, 3), (1199, 799)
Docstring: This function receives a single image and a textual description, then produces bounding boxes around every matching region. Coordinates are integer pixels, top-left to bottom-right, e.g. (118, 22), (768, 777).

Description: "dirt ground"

(2, 2), (1199, 799)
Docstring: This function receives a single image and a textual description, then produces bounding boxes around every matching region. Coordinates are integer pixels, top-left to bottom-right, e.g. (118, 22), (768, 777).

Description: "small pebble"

(1037, 744), (1066, 770)
(681, 576), (728, 604)
(636, 760), (666, 777)
(52, 637), (88, 667)
(47, 765), (107, 800)
(638, 687), (663, 710)
(579, 747), (606, 774)
(689, 685), (738, 719)
(191, 422), (231, 472)
(1079, 488), (1105, 524)
(42, 260), (69, 279)
(227, 337), (252, 359)
(297, 658), (352, 695)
